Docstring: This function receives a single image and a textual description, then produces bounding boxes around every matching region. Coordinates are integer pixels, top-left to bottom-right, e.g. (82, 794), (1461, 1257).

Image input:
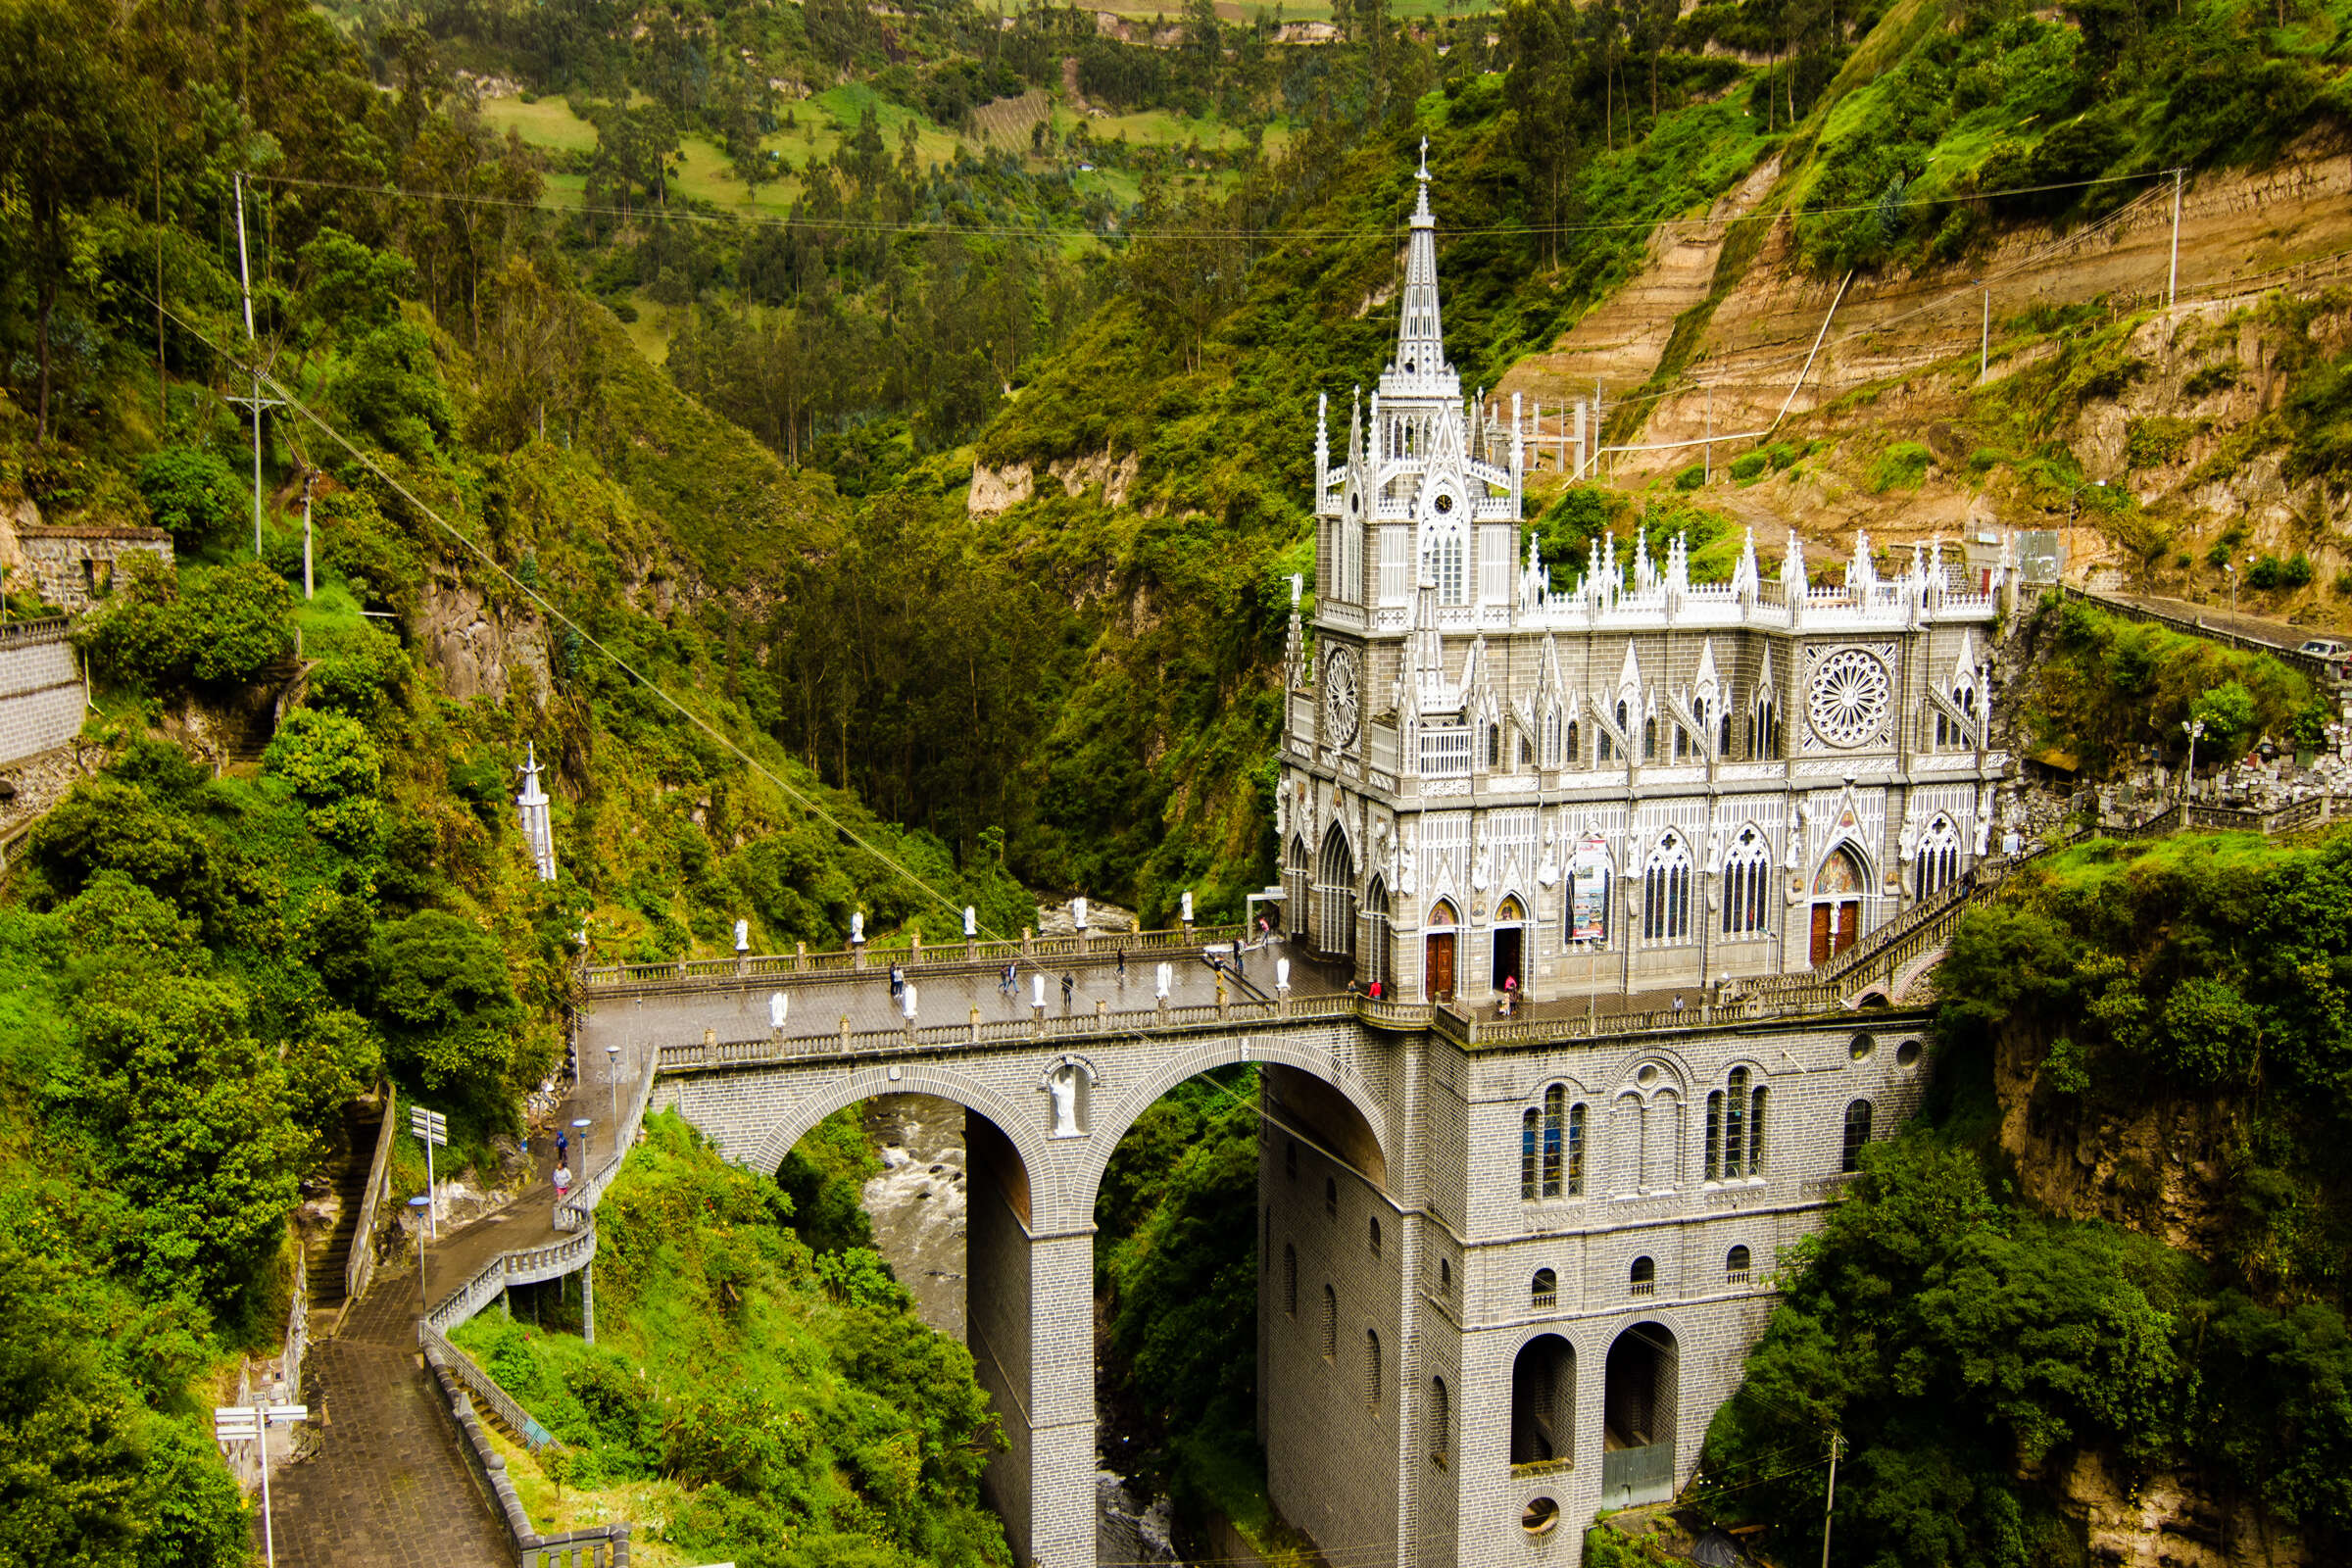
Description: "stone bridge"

(578, 922), (1946, 1568)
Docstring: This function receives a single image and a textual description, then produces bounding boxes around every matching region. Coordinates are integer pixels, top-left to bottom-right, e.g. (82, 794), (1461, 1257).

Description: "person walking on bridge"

(1061, 972), (1075, 1010)
(1000, 961), (1017, 998)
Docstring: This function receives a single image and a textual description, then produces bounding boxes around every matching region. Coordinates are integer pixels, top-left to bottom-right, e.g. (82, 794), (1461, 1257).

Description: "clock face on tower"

(1323, 647), (1361, 747)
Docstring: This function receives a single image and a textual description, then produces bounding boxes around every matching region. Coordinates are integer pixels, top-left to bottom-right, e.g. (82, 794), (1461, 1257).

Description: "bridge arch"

(1073, 1036), (1393, 1219)
(738, 1064), (1065, 1225)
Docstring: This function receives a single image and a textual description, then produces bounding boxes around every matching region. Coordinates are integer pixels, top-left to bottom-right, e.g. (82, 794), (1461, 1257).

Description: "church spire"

(1387, 138), (1453, 392)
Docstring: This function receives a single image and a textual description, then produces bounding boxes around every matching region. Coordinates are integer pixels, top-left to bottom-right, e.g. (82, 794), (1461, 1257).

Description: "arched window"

(1519, 733), (1533, 768)
(1717, 705), (1733, 757)
(1438, 1256), (1452, 1297)
(1522, 1086), (1584, 1200)
(1565, 718), (1581, 767)
(1747, 1085), (1768, 1176)
(1642, 832), (1693, 943)
(1841, 1100), (1873, 1172)
(1316, 823), (1357, 957)
(1430, 1377), (1450, 1467)
(1368, 1216), (1383, 1260)
(1722, 1066), (1748, 1180)
(1726, 1245), (1752, 1283)
(1629, 1255), (1656, 1297)
(1642, 715), (1658, 760)
(1917, 816), (1963, 900)
(1510, 1336), (1575, 1467)
(1751, 688), (1782, 760)
(1704, 1091), (1723, 1182)
(1366, 1330), (1382, 1406)
(1672, 721), (1690, 760)
(1322, 1284), (1338, 1359)
(1423, 522), (1466, 605)
(1486, 723), (1502, 769)
(1721, 826), (1772, 936)
(1325, 1175), (1339, 1219)
(1532, 1268), (1558, 1309)
(1284, 1245), (1298, 1316)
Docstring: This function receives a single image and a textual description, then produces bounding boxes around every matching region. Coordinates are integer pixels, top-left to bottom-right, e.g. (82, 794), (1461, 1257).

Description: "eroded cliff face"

(413, 579), (554, 708)
(1991, 1035), (2320, 1567)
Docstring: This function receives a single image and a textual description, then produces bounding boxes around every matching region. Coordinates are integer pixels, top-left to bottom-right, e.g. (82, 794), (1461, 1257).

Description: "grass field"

(476, 93), (601, 153)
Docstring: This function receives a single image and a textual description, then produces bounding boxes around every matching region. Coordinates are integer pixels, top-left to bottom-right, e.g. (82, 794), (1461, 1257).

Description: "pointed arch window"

(1522, 1085), (1584, 1200)
(1721, 827), (1772, 936)
(1917, 816), (1963, 900)
(1430, 1377), (1450, 1467)
(1642, 832), (1694, 943)
(1423, 521), (1466, 605)
(1751, 687), (1783, 760)
(1565, 718), (1581, 768)
(1642, 715), (1659, 761)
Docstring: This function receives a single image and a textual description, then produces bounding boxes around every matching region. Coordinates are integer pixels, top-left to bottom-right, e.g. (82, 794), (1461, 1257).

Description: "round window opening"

(1896, 1039), (1923, 1067)
(1522, 1497), (1561, 1536)
(1849, 1033), (1877, 1061)
(1635, 1063), (1660, 1088)
(1435, 491), (1454, 514)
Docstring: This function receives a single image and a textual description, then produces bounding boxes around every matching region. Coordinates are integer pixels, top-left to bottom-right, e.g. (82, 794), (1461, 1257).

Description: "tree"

(0, 0), (131, 441)
(263, 708), (384, 850)
(369, 908), (523, 1112)
(134, 450), (243, 547)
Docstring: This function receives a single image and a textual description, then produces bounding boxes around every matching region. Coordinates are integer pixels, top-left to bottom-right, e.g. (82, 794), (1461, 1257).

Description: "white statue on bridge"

(768, 991), (787, 1030)
(1048, 1064), (1084, 1138)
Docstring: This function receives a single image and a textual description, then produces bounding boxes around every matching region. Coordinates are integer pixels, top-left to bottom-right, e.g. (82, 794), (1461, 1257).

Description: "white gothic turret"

(516, 742), (557, 883)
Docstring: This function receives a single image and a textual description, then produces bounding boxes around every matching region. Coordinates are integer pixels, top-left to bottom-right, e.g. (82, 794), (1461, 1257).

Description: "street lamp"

(2067, 477), (2108, 524)
(2182, 717), (2205, 804)
(214, 1399), (309, 1567)
(605, 1043), (621, 1137)
(409, 1195), (433, 1317)
(2224, 562), (2237, 616)
(571, 1117), (592, 1173)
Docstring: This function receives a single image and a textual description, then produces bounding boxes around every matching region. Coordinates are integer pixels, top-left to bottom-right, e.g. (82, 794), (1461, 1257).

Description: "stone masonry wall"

(0, 628), (85, 768)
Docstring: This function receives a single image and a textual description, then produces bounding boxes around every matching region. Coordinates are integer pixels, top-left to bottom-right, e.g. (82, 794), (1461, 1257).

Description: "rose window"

(1807, 650), (1890, 748)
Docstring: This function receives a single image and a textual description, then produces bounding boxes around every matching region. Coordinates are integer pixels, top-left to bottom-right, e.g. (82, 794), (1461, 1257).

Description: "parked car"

(2296, 638), (2352, 678)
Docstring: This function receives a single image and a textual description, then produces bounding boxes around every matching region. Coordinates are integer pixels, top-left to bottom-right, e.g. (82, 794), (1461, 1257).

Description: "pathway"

(268, 1028), (648, 1562)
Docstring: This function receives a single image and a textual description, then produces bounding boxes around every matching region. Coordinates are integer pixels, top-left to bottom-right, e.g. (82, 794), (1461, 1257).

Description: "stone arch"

(1073, 1040), (1394, 1220)
(739, 1065), (1061, 1227)
(1361, 874), (1393, 992)
(1508, 1332), (1577, 1467)
(1601, 1319), (1681, 1507)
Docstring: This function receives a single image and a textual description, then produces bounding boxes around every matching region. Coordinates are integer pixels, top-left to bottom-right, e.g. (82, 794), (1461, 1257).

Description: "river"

(857, 1094), (1181, 1565)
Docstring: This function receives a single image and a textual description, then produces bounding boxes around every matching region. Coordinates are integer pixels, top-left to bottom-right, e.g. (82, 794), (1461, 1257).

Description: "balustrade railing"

(582, 923), (1249, 996)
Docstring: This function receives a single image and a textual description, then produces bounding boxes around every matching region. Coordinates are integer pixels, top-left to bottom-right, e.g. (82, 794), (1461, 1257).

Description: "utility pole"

(1978, 281), (1989, 383)
(300, 471), (315, 601)
(1704, 382), (1714, 482)
(225, 173), (282, 560)
(2168, 168), (2183, 311)
(1821, 1431), (1843, 1568)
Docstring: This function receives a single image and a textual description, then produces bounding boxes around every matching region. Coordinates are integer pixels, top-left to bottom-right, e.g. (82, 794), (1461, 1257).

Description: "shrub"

(369, 909), (523, 1112)
(2126, 416), (2199, 468)
(181, 562), (294, 687)
(2247, 555), (2282, 591)
(134, 448), (242, 545)
(1729, 451), (1768, 482)
(263, 710), (384, 850)
(1674, 463), (1706, 491)
(2279, 554), (2314, 591)
(1869, 441), (1933, 492)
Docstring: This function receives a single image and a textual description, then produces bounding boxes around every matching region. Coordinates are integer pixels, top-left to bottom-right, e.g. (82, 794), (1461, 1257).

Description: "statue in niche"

(1397, 830), (1418, 895)
(1470, 821), (1493, 892)
(1047, 1063), (1085, 1139)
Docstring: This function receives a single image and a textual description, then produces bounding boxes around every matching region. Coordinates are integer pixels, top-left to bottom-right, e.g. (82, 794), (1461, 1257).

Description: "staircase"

(308, 1100), (385, 1322)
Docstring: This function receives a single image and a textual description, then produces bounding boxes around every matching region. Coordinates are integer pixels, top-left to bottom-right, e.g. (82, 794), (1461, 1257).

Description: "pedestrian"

(1674, 993), (1685, 1015)
(1001, 960), (1016, 997)
(1061, 972), (1075, 1009)
(889, 962), (905, 999)
(555, 1126), (568, 1166)
(1234, 943), (1246, 979)
(1117, 947), (1127, 981)
(554, 1163), (572, 1200)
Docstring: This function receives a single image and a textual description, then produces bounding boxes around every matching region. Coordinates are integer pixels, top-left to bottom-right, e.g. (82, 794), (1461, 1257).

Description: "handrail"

(421, 1322), (557, 1449)
(580, 923), (1250, 996)
(345, 1084), (399, 1309)
(0, 615), (71, 649)
(553, 1045), (661, 1234)
(419, 1331), (629, 1567)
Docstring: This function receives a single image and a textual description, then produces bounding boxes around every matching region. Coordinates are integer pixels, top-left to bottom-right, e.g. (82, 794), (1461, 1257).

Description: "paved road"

(579, 941), (1351, 1063)
(2098, 590), (2335, 655)
(264, 1285), (508, 1568)
(269, 1024), (645, 1562)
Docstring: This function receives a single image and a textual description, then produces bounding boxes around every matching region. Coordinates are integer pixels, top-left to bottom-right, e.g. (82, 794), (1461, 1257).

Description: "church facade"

(1277, 157), (2015, 1009)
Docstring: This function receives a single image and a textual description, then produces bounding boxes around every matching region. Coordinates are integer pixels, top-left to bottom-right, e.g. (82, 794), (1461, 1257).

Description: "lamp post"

(2182, 717), (2205, 804)
(2067, 477), (2107, 524)
(215, 1400), (309, 1568)
(409, 1194), (432, 1317)
(2225, 562), (2237, 617)
(571, 1117), (592, 1173)
(605, 1043), (621, 1137)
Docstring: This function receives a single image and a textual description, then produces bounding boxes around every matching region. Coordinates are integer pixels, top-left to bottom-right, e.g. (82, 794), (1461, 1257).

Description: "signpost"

(215, 1400), (309, 1567)
(410, 1103), (448, 1239)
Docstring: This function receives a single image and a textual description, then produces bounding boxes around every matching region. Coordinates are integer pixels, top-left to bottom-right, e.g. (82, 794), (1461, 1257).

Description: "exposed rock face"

(414, 579), (553, 708)
(2062, 1448), (2317, 1568)
(969, 461), (1035, 516)
(968, 452), (1139, 516)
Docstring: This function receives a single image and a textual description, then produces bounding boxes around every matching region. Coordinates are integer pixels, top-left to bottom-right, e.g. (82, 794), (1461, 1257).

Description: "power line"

(247, 164), (2180, 243)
